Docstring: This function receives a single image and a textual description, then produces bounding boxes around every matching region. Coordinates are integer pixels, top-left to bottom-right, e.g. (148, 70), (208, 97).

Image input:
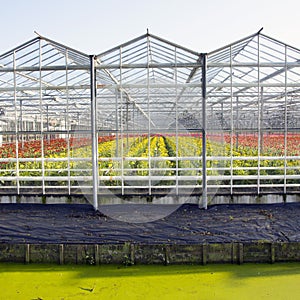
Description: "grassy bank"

(0, 263), (300, 299)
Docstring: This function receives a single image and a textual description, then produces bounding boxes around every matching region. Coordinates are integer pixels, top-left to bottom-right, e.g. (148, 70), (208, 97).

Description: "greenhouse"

(0, 29), (300, 210)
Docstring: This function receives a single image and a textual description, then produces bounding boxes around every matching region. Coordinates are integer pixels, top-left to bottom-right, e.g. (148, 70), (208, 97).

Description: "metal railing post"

(90, 55), (99, 210)
(201, 53), (207, 209)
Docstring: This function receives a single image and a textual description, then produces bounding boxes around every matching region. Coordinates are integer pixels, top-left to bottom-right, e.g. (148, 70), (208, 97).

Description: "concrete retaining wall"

(1, 242), (299, 265)
(1, 194), (300, 205)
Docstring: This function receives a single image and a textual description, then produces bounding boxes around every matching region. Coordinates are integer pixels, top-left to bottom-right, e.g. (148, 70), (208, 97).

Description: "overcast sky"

(1, 0), (300, 54)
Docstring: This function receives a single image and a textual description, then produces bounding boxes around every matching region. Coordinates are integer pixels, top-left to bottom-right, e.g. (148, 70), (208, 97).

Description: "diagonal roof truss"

(205, 30), (300, 130)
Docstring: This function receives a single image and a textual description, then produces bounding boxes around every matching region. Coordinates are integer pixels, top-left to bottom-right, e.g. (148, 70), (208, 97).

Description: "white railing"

(1, 155), (300, 195)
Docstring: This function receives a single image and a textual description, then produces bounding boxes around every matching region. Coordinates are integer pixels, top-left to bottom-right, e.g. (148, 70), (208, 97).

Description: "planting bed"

(0, 202), (300, 265)
(1, 202), (300, 245)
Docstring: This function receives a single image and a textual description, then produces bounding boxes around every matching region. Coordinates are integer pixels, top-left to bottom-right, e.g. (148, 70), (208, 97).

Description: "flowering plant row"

(0, 134), (299, 187)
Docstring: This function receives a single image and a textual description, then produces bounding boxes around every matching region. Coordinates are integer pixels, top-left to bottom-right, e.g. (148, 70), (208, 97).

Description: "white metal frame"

(0, 30), (300, 209)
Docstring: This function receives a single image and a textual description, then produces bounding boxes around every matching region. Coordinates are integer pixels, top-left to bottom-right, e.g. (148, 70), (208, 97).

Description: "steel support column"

(90, 55), (99, 210)
(201, 54), (207, 209)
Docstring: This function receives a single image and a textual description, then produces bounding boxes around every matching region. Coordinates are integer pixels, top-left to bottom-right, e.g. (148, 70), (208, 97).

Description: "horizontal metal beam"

(0, 85), (90, 92)
(0, 62), (202, 73)
(1, 61), (299, 72)
(207, 83), (300, 88)
(207, 62), (300, 68)
(97, 62), (202, 69)
(0, 65), (90, 72)
(0, 83), (202, 92)
(2, 82), (300, 93)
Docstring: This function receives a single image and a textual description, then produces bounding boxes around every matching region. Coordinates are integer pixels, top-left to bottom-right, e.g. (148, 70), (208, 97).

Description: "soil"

(0, 202), (300, 244)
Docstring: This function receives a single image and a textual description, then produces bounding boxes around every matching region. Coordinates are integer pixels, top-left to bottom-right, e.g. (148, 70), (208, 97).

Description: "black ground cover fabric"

(0, 203), (299, 244)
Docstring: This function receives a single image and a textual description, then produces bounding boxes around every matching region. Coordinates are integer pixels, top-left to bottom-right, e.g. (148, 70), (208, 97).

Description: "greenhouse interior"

(0, 29), (300, 209)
